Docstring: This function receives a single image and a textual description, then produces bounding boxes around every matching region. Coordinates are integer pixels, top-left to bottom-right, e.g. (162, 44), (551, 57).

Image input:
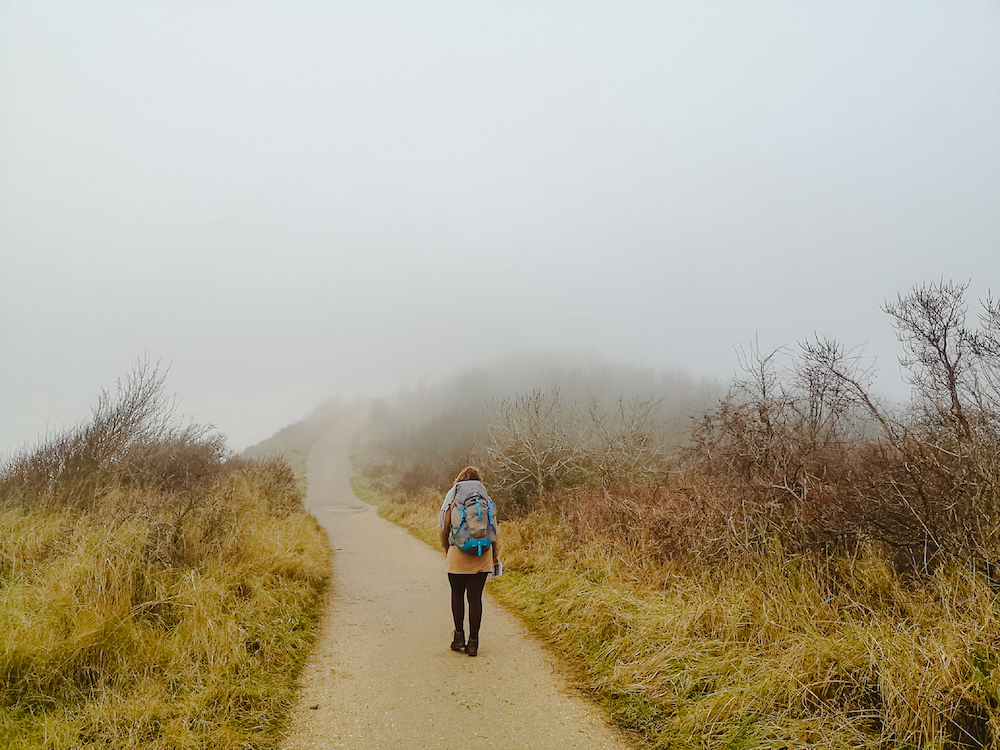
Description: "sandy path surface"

(279, 404), (637, 750)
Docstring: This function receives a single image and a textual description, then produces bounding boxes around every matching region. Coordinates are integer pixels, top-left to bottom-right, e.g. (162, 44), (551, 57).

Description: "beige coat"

(443, 543), (495, 574)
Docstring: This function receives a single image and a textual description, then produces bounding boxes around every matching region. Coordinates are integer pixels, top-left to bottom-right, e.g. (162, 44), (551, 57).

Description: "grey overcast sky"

(2, 1), (998, 454)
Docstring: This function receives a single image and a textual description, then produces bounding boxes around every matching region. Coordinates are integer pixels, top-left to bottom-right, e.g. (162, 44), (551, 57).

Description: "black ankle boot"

(450, 630), (466, 652)
(466, 637), (479, 657)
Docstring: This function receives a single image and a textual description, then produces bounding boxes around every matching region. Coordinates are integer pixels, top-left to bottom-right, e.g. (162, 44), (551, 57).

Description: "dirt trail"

(279, 404), (636, 750)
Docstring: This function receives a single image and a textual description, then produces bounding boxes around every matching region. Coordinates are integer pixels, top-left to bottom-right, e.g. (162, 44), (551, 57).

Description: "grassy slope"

(0, 464), (330, 750)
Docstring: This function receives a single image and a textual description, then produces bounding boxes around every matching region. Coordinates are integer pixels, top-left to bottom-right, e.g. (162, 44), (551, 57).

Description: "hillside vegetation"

(357, 281), (1000, 749)
(0, 364), (329, 750)
(242, 397), (352, 497)
(357, 351), (720, 498)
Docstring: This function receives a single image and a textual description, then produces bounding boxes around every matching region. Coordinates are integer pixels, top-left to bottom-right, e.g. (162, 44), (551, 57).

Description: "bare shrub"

(1, 360), (229, 512)
(486, 388), (587, 511)
(682, 340), (871, 555)
(804, 282), (1000, 571)
(581, 394), (675, 490)
(485, 388), (678, 516)
(676, 281), (1000, 571)
(885, 279), (978, 440)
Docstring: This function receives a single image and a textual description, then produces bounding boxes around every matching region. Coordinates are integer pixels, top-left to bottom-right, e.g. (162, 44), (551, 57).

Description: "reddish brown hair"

(454, 466), (482, 483)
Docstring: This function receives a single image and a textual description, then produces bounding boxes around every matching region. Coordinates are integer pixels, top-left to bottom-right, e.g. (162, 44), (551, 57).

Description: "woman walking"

(438, 466), (498, 657)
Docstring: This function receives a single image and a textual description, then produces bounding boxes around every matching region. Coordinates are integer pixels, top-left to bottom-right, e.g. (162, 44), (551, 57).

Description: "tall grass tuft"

(0, 363), (329, 750)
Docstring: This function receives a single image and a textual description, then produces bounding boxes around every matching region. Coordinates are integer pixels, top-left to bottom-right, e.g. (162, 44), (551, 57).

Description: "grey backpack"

(449, 480), (497, 556)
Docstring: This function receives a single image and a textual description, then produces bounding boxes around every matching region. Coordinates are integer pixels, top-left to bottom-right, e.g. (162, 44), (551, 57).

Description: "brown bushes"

(590, 281), (1000, 575)
(1, 362), (229, 512)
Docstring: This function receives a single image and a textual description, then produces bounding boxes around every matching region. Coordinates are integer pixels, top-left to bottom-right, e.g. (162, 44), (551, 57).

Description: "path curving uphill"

(279, 403), (636, 750)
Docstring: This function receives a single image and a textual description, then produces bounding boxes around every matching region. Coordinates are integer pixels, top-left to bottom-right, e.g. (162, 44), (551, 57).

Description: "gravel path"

(279, 404), (637, 750)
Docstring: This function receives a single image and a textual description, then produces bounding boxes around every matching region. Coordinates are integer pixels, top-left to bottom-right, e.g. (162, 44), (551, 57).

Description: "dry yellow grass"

(0, 461), (329, 750)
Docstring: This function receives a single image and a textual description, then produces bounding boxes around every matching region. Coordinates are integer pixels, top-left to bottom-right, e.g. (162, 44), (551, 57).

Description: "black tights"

(448, 572), (488, 638)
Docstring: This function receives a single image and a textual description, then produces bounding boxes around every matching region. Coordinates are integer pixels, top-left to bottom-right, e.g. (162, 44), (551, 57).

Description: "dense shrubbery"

(0, 364), (329, 750)
(656, 280), (1000, 573)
